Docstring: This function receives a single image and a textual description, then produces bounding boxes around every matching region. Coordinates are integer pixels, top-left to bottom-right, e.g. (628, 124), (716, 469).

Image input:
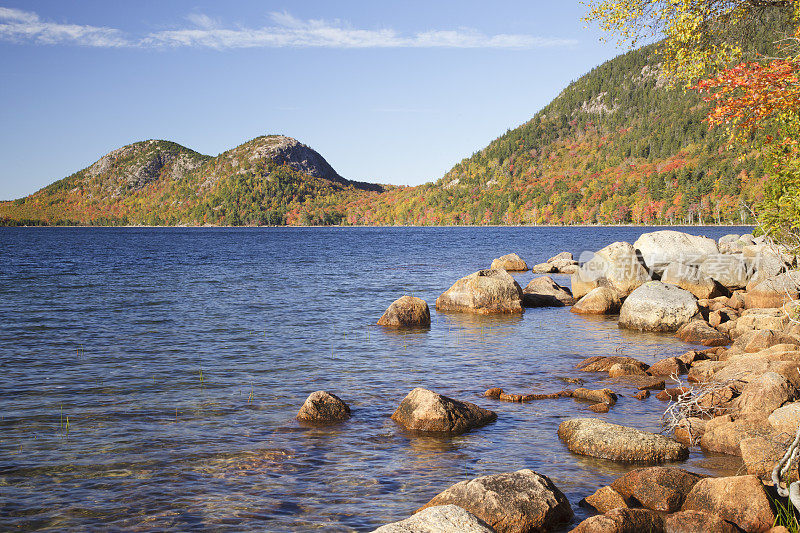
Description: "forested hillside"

(0, 39), (777, 226)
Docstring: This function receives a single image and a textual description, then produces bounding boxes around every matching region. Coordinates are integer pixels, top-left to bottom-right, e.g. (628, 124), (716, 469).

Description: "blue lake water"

(0, 226), (753, 531)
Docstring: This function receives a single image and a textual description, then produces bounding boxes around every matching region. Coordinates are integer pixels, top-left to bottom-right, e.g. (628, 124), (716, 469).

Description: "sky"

(0, 1), (626, 199)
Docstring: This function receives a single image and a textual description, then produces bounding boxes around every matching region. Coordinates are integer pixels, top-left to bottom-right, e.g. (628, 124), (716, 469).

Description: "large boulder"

(377, 296), (431, 327)
(557, 418), (688, 463)
(619, 281), (699, 332)
(740, 435), (798, 483)
(296, 391), (351, 422)
(745, 271), (800, 309)
(571, 287), (622, 315)
(491, 253), (529, 272)
(417, 469), (573, 533)
(522, 276), (575, 307)
(699, 254), (751, 290)
(571, 241), (651, 299)
(373, 505), (494, 533)
(436, 269), (524, 314)
(743, 243), (792, 280)
(634, 230), (720, 276)
(681, 475), (775, 532)
(661, 262), (727, 299)
(391, 388), (496, 435)
(609, 467), (704, 512)
(736, 372), (795, 419)
(768, 401), (800, 435)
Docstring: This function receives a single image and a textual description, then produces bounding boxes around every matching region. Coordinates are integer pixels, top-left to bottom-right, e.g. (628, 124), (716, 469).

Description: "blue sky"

(0, 1), (625, 199)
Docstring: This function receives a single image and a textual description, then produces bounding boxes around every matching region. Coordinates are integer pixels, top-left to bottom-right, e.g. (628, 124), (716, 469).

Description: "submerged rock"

(377, 295), (431, 327)
(619, 281), (698, 332)
(417, 469), (573, 533)
(491, 253), (529, 272)
(373, 505), (494, 533)
(391, 387), (496, 435)
(571, 287), (621, 315)
(296, 391), (351, 422)
(557, 418), (688, 463)
(436, 269), (524, 314)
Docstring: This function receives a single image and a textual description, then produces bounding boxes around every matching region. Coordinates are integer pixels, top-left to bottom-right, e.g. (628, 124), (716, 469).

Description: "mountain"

(1, 33), (785, 227)
(0, 135), (383, 226)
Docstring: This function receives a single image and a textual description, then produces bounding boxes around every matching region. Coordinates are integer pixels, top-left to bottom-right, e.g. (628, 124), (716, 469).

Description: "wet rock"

(491, 253), (529, 272)
(656, 387), (690, 401)
(571, 241), (651, 298)
(681, 475), (775, 533)
(745, 272), (800, 309)
(674, 417), (706, 446)
(484, 388), (572, 402)
(522, 276), (576, 307)
(647, 357), (688, 376)
(571, 508), (664, 533)
(634, 230), (720, 276)
(418, 469), (573, 533)
(377, 296), (431, 327)
(768, 401), (800, 435)
(571, 287), (622, 315)
(589, 403), (610, 413)
(661, 262), (728, 299)
(572, 388), (617, 405)
(391, 388), (496, 435)
(581, 486), (629, 514)
(676, 320), (731, 347)
(637, 377), (667, 390)
(677, 350), (707, 367)
(633, 390), (650, 400)
(736, 372), (795, 419)
(608, 363), (646, 378)
(619, 281), (698, 332)
(609, 467), (704, 512)
(373, 504), (494, 533)
(664, 510), (738, 533)
(296, 391), (351, 422)
(557, 418), (688, 463)
(436, 269), (524, 314)
(576, 356), (649, 373)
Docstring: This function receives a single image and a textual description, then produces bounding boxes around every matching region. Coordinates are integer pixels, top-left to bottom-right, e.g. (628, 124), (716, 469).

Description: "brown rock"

(296, 391), (351, 422)
(677, 350), (708, 367)
(418, 469), (573, 533)
(571, 287), (622, 315)
(491, 253), (529, 272)
(557, 418), (688, 463)
(648, 357), (688, 376)
(483, 388), (572, 402)
(656, 387), (690, 401)
(436, 269), (524, 314)
(377, 295), (431, 327)
(700, 417), (772, 456)
(638, 377), (667, 391)
(729, 291), (746, 310)
(573, 388), (618, 405)
(582, 486), (629, 514)
(674, 417), (706, 446)
(609, 363), (647, 378)
(522, 276), (576, 307)
(391, 388), (496, 435)
(768, 401), (800, 435)
(576, 356), (649, 373)
(735, 329), (800, 354)
(681, 475), (775, 532)
(633, 390), (650, 400)
(610, 467), (704, 512)
(570, 508), (664, 533)
(589, 403), (610, 413)
(745, 272), (800, 309)
(676, 320), (731, 347)
(664, 510), (738, 533)
(740, 434), (798, 483)
(737, 372), (795, 419)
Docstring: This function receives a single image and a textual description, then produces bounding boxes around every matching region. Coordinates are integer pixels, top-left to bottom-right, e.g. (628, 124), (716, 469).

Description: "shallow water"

(0, 226), (751, 531)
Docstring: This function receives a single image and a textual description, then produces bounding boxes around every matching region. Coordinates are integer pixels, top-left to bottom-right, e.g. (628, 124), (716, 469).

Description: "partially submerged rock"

(417, 469), (573, 533)
(573, 388), (618, 405)
(576, 356), (649, 373)
(391, 387), (496, 435)
(491, 253), (529, 272)
(377, 295), (431, 327)
(619, 281), (698, 332)
(436, 269), (524, 314)
(522, 276), (575, 307)
(296, 391), (351, 422)
(571, 287), (622, 315)
(557, 418), (688, 463)
(373, 505), (494, 533)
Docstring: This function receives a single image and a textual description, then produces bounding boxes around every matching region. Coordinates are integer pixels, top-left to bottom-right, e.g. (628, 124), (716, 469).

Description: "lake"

(0, 226), (752, 531)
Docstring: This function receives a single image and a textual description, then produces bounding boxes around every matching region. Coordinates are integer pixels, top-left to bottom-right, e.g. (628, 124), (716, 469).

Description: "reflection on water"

(0, 226), (751, 531)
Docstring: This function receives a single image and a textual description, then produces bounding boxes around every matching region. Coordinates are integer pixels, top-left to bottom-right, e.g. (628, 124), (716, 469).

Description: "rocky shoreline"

(301, 229), (800, 532)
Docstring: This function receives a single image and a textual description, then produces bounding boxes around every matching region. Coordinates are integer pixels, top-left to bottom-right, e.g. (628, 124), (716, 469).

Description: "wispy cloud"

(0, 7), (128, 47)
(0, 7), (577, 50)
